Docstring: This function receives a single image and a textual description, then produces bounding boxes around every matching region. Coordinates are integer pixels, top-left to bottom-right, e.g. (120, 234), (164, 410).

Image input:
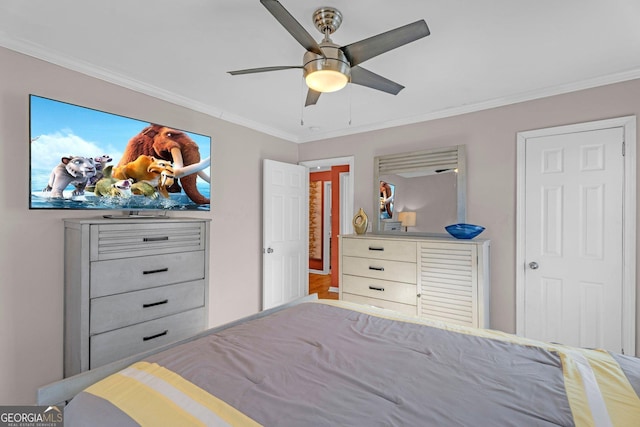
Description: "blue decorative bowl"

(445, 223), (485, 239)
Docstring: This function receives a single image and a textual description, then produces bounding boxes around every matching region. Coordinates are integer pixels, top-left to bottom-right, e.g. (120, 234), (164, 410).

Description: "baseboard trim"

(328, 287), (339, 293)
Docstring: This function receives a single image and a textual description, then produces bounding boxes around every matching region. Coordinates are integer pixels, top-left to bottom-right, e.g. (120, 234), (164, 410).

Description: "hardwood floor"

(309, 273), (338, 300)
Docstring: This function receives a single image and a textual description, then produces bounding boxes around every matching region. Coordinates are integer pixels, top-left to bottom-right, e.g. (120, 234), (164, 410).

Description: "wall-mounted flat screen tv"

(29, 94), (211, 212)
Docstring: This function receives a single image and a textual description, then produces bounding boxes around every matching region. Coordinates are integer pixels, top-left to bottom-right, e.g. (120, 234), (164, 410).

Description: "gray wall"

(0, 47), (298, 404)
(299, 77), (640, 354)
(2, 44), (640, 404)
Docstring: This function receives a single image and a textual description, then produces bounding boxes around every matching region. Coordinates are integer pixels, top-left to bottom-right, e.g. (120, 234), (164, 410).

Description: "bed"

(40, 296), (640, 426)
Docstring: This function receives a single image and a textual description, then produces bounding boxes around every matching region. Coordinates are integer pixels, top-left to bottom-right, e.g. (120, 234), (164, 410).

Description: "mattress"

(64, 300), (640, 426)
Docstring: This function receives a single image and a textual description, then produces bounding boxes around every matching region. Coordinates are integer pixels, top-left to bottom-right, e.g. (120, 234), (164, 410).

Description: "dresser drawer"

(90, 222), (206, 261)
(90, 250), (205, 298)
(90, 280), (205, 334)
(342, 293), (417, 316)
(342, 275), (417, 306)
(342, 238), (416, 262)
(342, 255), (417, 283)
(90, 307), (206, 368)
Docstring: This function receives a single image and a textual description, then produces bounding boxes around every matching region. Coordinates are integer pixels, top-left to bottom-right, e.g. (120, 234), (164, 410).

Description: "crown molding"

(0, 34), (299, 142)
(297, 68), (640, 143)
(3, 32), (639, 144)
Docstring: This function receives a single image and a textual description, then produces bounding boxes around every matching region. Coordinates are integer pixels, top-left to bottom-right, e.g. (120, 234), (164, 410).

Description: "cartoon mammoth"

(117, 124), (210, 204)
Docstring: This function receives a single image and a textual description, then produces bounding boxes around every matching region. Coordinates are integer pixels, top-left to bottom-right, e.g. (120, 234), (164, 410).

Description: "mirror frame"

(373, 145), (467, 235)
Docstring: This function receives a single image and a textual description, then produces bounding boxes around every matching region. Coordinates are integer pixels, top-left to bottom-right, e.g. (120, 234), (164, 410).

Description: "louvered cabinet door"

(418, 240), (490, 328)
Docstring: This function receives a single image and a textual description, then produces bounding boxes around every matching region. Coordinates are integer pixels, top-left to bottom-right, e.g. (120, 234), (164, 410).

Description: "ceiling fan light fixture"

(303, 46), (350, 93)
(305, 69), (348, 93)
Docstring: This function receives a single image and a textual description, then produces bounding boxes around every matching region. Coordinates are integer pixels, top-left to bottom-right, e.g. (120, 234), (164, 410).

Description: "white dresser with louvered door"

(339, 234), (490, 328)
(63, 217), (210, 377)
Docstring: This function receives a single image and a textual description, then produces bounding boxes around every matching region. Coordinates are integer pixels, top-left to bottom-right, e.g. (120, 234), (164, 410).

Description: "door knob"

(529, 261), (539, 270)
(266, 247), (274, 254)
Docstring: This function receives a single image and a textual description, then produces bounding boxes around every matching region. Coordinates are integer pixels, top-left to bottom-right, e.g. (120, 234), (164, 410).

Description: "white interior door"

(263, 159), (309, 310)
(517, 118), (636, 354)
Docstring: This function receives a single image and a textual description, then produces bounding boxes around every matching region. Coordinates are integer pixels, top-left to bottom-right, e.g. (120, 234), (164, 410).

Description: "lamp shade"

(398, 211), (416, 228)
(305, 69), (348, 93)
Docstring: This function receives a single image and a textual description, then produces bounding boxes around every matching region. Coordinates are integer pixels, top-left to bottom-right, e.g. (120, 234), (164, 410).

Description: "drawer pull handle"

(143, 236), (169, 242)
(369, 266), (385, 272)
(143, 299), (169, 308)
(369, 286), (385, 292)
(143, 330), (168, 341)
(368, 246), (384, 251)
(143, 267), (169, 275)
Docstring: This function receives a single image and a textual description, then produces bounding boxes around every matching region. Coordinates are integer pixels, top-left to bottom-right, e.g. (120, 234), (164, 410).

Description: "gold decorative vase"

(352, 208), (368, 235)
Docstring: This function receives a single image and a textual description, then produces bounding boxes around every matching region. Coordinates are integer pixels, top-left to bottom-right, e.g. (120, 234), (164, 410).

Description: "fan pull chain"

(300, 76), (305, 126)
(348, 82), (352, 126)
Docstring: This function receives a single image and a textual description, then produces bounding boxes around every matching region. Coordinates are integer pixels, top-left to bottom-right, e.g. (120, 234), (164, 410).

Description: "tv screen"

(29, 94), (211, 212)
(379, 180), (395, 219)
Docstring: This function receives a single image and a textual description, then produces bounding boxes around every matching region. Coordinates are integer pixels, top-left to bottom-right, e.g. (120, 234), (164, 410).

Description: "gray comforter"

(64, 301), (640, 426)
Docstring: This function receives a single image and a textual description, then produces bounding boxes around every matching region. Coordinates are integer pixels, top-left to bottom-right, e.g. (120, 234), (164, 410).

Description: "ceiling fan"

(228, 0), (430, 106)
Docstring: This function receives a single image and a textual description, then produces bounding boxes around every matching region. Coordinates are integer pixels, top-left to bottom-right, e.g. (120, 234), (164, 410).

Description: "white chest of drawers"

(64, 217), (210, 376)
(339, 234), (490, 328)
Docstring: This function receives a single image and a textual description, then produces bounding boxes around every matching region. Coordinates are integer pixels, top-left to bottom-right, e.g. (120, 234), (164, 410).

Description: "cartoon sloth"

(95, 165), (137, 198)
(110, 179), (134, 198)
(112, 155), (175, 199)
(95, 163), (159, 199)
(116, 125), (210, 204)
(94, 165), (120, 197)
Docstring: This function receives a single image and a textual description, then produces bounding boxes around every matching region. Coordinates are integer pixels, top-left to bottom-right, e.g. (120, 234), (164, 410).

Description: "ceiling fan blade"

(350, 66), (404, 95)
(341, 20), (430, 67)
(305, 89), (322, 106)
(260, 0), (324, 57)
(227, 65), (302, 75)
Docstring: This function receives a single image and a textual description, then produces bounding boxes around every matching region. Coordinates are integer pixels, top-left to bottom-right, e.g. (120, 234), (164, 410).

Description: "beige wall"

(0, 47), (297, 404)
(299, 78), (640, 353)
(2, 44), (640, 404)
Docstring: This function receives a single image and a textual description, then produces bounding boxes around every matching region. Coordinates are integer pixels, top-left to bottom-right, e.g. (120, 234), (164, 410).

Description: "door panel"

(263, 160), (308, 310)
(523, 127), (624, 351)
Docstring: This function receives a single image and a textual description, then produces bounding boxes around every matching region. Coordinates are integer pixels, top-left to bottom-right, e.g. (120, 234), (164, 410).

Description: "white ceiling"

(2, 0), (640, 143)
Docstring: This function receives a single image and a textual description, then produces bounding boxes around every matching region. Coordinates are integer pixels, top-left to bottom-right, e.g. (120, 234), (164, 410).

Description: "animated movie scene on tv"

(30, 95), (211, 211)
(379, 180), (395, 219)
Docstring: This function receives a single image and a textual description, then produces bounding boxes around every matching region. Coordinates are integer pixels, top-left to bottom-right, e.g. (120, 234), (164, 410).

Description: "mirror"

(374, 145), (466, 235)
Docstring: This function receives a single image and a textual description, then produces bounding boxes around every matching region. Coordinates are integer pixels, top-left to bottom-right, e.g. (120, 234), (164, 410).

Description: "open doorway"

(300, 156), (355, 299)
(309, 177), (332, 274)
